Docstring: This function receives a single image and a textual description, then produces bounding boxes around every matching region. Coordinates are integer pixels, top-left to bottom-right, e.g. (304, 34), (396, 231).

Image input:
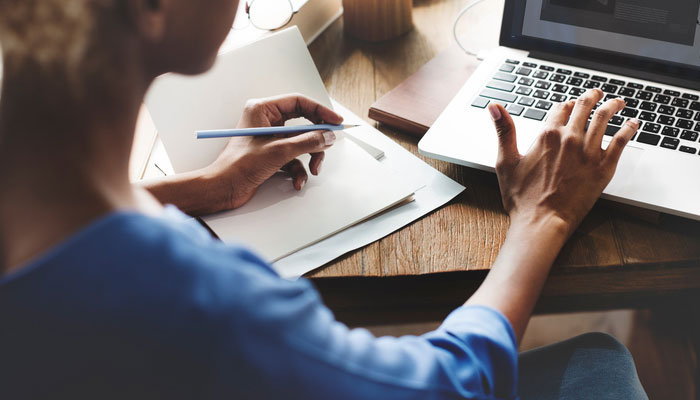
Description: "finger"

(604, 118), (640, 167)
(274, 129), (336, 160)
(265, 94), (343, 125)
(309, 152), (325, 176)
(488, 103), (520, 168)
(545, 100), (575, 128)
(568, 88), (603, 132)
(281, 159), (308, 190)
(586, 97), (626, 149)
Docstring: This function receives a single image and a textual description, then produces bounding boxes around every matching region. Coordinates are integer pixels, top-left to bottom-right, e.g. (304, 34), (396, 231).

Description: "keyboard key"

(556, 68), (572, 75)
(550, 74), (567, 83)
(591, 75), (607, 82)
(518, 97), (536, 106)
(623, 98), (639, 108)
(653, 94), (671, 105)
(661, 126), (679, 137)
(519, 77), (535, 86)
(618, 87), (636, 97)
(479, 88), (517, 103)
(609, 79), (625, 86)
(658, 116), (675, 126)
(680, 145), (697, 154)
(661, 137), (680, 150)
(642, 122), (661, 133)
(516, 67), (533, 76)
(574, 72), (590, 79)
(505, 59), (520, 65)
(621, 108), (639, 118)
(682, 93), (700, 100)
(676, 109), (693, 119)
(523, 108), (546, 121)
(486, 80), (515, 92)
(552, 84), (568, 93)
(533, 71), (549, 79)
(645, 86), (662, 93)
(507, 104), (524, 116)
(695, 111), (700, 122)
(539, 65), (555, 71)
(536, 100), (553, 110)
(533, 90), (550, 99)
(523, 62), (538, 68)
(658, 105), (676, 115)
(566, 77), (583, 86)
(610, 116), (624, 125)
(695, 122), (700, 132)
(499, 64), (515, 73)
(471, 97), (490, 108)
(639, 111), (657, 122)
(691, 101), (700, 111)
(604, 94), (617, 102)
(639, 102), (657, 112)
(601, 84), (618, 93)
(676, 119), (694, 129)
(550, 94), (568, 102)
(569, 88), (586, 96)
(637, 132), (661, 145)
(535, 81), (552, 90)
(635, 91), (653, 100)
(494, 72), (517, 82)
(664, 89), (681, 97)
(516, 86), (533, 95)
(672, 98), (689, 108)
(681, 130), (698, 141)
(583, 80), (601, 89)
(627, 82), (644, 89)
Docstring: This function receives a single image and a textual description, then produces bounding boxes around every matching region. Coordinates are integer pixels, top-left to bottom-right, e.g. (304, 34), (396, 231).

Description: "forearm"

(140, 169), (227, 216)
(466, 214), (570, 343)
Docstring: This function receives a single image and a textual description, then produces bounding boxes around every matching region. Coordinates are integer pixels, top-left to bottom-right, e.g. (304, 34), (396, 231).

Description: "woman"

(0, 0), (647, 398)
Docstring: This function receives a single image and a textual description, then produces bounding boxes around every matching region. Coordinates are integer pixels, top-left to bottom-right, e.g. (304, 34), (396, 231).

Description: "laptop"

(419, 0), (700, 221)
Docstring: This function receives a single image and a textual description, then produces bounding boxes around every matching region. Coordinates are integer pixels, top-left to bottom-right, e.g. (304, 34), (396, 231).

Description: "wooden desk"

(306, 0), (700, 326)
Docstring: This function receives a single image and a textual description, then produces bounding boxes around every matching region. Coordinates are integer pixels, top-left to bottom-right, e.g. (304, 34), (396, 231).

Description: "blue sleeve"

(201, 250), (518, 400)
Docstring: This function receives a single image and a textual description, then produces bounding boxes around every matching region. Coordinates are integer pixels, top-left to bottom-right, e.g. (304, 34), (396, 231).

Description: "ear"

(124, 0), (173, 41)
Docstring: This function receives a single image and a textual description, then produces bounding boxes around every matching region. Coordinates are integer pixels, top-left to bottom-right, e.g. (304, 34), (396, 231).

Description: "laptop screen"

(503, 1), (700, 80)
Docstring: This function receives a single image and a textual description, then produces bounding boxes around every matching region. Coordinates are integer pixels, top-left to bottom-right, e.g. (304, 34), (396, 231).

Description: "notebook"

(145, 27), (419, 262)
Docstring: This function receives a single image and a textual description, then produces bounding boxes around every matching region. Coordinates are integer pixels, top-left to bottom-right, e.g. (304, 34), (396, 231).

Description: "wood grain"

(342, 0), (413, 42)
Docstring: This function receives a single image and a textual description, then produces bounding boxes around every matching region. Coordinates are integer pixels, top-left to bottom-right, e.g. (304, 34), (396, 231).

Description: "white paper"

(145, 27), (331, 173)
(202, 136), (419, 262)
(272, 101), (466, 279)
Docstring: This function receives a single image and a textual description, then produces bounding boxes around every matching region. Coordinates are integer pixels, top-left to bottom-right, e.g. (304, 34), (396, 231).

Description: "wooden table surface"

(305, 0), (700, 326)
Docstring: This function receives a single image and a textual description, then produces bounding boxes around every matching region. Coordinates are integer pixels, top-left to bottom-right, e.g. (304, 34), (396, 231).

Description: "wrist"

(508, 211), (572, 245)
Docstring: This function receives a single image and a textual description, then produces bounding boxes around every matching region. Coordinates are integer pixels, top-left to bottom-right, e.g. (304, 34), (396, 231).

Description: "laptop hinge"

(529, 51), (700, 92)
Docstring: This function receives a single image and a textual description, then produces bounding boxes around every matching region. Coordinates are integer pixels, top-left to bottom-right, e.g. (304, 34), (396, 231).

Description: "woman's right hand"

(489, 88), (639, 236)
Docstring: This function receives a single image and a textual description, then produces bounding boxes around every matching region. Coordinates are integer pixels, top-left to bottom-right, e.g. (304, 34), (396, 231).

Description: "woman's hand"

(204, 94), (343, 210)
(143, 94), (343, 216)
(466, 89), (639, 342)
(490, 88), (639, 236)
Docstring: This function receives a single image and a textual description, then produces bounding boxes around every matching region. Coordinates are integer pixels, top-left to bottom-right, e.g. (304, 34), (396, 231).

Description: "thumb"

(488, 103), (519, 167)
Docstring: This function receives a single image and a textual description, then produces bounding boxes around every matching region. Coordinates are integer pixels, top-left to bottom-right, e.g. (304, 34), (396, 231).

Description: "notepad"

(145, 27), (419, 262)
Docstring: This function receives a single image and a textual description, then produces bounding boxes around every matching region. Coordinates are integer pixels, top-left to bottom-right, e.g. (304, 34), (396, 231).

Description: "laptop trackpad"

(604, 142), (644, 194)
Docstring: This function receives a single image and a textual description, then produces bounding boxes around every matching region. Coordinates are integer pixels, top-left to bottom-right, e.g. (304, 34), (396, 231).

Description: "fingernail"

(300, 177), (306, 189)
(323, 131), (336, 146)
(630, 118), (639, 127)
(317, 160), (323, 174)
(487, 104), (502, 121)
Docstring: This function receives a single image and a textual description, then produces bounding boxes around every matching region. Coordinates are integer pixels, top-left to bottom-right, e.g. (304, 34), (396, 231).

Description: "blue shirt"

(0, 207), (517, 399)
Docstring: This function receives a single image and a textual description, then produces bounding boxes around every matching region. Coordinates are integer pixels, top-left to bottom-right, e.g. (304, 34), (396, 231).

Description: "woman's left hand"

(142, 94), (343, 216)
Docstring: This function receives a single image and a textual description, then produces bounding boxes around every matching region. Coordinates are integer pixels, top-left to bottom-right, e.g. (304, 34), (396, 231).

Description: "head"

(0, 0), (240, 90)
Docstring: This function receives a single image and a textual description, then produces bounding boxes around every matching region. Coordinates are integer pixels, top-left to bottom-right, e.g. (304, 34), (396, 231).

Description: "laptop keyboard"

(471, 58), (700, 154)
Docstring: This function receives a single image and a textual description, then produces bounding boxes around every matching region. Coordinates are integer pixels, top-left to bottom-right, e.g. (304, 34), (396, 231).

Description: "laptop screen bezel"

(499, 0), (700, 83)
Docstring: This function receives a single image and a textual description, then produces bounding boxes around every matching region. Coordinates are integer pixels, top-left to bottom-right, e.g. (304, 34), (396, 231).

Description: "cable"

(453, 0), (492, 59)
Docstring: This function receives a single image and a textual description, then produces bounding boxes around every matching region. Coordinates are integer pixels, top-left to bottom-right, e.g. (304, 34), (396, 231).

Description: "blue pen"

(196, 123), (360, 139)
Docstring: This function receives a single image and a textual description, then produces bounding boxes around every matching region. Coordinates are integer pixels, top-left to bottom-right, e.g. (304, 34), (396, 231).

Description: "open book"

(145, 28), (418, 262)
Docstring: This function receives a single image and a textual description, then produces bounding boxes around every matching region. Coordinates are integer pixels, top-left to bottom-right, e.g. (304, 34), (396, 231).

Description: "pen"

(196, 124), (360, 139)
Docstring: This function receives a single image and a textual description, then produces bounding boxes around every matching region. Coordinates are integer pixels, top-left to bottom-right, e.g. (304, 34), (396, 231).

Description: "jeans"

(519, 332), (648, 399)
